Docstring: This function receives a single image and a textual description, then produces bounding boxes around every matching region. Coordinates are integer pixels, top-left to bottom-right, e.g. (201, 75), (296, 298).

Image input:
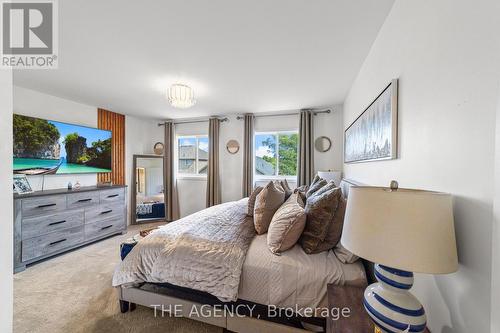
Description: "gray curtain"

(164, 122), (179, 221)
(298, 109), (314, 186)
(242, 114), (254, 197)
(207, 118), (221, 207)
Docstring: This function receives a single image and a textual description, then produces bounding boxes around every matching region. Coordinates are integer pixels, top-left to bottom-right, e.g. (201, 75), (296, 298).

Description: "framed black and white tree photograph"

(344, 79), (398, 163)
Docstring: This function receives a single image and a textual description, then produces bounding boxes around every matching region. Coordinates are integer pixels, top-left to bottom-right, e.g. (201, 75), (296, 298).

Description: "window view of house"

(178, 136), (209, 175)
(254, 132), (298, 177)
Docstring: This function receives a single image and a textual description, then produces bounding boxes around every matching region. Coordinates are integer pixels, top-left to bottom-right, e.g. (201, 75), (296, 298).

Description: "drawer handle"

(49, 239), (67, 246)
(48, 220), (66, 226)
(107, 194), (119, 198)
(77, 198), (93, 202)
(101, 225), (113, 230)
(37, 203), (57, 208)
(101, 210), (113, 215)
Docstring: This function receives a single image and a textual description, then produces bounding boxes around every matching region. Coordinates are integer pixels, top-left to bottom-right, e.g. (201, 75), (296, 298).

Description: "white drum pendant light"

(167, 84), (196, 109)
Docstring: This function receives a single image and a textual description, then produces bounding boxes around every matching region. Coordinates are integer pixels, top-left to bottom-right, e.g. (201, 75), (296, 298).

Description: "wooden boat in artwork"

(14, 159), (63, 175)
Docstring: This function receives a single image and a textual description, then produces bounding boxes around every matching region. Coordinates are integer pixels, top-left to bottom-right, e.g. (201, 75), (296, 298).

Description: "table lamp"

(340, 181), (458, 333)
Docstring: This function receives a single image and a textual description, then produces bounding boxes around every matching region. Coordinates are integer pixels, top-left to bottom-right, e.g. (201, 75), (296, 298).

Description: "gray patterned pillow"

(306, 175), (327, 198)
(314, 191), (346, 253)
(294, 184), (309, 202)
(300, 183), (341, 254)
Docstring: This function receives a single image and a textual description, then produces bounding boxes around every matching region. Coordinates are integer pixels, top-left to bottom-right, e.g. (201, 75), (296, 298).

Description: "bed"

(114, 179), (373, 332)
(239, 234), (366, 311)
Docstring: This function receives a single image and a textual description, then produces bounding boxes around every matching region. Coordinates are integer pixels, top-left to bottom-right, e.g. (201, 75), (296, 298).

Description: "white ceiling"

(14, 0), (394, 119)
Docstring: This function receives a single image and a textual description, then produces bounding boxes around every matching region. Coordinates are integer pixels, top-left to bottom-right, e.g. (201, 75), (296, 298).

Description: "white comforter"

(238, 234), (367, 311)
(112, 198), (255, 302)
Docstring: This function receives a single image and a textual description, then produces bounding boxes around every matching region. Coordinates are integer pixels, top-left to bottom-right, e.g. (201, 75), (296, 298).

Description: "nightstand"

(326, 284), (430, 333)
(327, 284), (372, 333)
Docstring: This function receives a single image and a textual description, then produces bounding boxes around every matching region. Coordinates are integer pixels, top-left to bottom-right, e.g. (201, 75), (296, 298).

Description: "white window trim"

(253, 130), (298, 182)
(176, 135), (209, 179)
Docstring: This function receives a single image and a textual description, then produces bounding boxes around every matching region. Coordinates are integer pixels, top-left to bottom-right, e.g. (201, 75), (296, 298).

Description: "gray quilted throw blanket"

(113, 198), (255, 302)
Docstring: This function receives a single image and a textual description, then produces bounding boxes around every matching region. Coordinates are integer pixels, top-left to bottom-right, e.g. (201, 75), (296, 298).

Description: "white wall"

(0, 69), (13, 333)
(219, 115), (245, 204)
(342, 1), (500, 332)
(125, 116), (163, 223)
(14, 87), (163, 225)
(175, 109), (343, 217)
(491, 85), (500, 332)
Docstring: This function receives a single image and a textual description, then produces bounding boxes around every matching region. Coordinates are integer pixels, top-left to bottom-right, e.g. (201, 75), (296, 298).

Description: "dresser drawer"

(99, 188), (125, 204)
(67, 191), (100, 209)
(22, 226), (84, 262)
(21, 210), (84, 240)
(21, 195), (66, 217)
(85, 203), (125, 224)
(84, 217), (125, 240)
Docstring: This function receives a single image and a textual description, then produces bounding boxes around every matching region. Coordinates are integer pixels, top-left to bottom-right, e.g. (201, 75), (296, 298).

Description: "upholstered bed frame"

(118, 179), (375, 333)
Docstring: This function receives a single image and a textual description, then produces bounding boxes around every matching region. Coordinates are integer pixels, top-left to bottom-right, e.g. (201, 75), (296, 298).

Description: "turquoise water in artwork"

(14, 158), (111, 174)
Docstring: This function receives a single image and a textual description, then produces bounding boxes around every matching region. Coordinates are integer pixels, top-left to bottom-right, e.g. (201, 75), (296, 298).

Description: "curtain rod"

(235, 109), (331, 120)
(157, 117), (229, 127)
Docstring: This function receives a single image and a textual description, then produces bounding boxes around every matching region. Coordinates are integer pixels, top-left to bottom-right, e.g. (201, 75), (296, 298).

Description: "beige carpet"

(14, 222), (223, 333)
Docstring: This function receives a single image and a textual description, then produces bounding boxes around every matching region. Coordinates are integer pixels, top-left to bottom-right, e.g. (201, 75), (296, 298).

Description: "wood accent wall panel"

(97, 108), (125, 185)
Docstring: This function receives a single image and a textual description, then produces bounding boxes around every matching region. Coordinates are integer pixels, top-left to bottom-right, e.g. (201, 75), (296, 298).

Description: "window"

(177, 135), (209, 176)
(254, 131), (298, 178)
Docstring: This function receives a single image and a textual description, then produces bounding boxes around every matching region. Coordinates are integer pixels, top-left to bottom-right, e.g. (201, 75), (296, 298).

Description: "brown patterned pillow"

(306, 175), (327, 198)
(254, 181), (285, 234)
(280, 179), (293, 200)
(273, 180), (285, 192)
(294, 184), (309, 202)
(300, 183), (341, 254)
(247, 186), (263, 216)
(313, 191), (346, 253)
(267, 193), (306, 254)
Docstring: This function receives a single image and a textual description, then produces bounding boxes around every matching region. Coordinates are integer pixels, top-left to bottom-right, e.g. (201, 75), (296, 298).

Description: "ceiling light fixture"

(167, 83), (196, 109)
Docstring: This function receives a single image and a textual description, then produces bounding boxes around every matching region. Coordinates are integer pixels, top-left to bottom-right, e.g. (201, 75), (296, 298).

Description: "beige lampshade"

(341, 186), (458, 274)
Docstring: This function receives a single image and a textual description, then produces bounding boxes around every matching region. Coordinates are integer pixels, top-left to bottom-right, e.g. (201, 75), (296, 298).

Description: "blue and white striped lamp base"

(363, 264), (427, 333)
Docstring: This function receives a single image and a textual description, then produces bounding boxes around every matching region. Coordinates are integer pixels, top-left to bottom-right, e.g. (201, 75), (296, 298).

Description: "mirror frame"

(226, 139), (240, 154)
(315, 136), (332, 153)
(132, 154), (166, 224)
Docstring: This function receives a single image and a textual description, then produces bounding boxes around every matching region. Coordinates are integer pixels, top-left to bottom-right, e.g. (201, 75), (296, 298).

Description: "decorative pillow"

(306, 175), (327, 198)
(334, 243), (359, 264)
(294, 184), (309, 202)
(273, 180), (285, 192)
(280, 179), (293, 201)
(313, 192), (346, 253)
(267, 193), (306, 254)
(247, 186), (263, 216)
(300, 183), (341, 254)
(254, 181), (285, 234)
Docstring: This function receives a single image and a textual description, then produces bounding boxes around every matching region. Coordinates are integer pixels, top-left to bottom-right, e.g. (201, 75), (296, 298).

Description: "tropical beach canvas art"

(344, 79), (398, 163)
(13, 114), (112, 175)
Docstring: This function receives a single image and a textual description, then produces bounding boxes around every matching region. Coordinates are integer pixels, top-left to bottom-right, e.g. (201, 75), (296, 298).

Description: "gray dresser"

(14, 185), (127, 273)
